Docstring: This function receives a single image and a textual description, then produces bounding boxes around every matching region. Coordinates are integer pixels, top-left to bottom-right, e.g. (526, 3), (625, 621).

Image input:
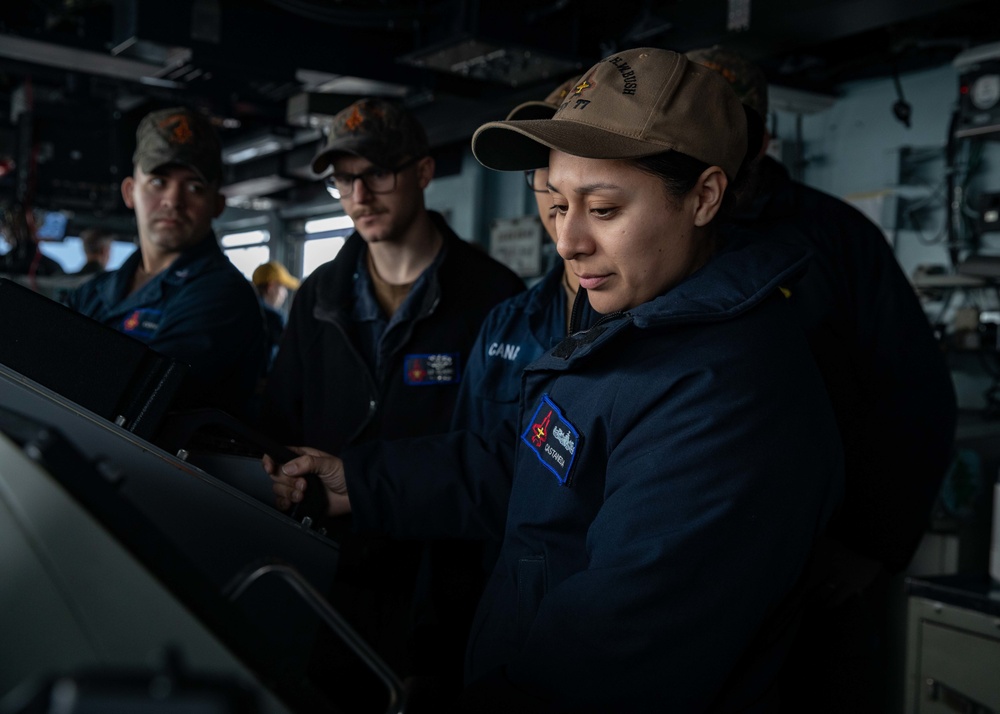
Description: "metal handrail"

(226, 562), (407, 714)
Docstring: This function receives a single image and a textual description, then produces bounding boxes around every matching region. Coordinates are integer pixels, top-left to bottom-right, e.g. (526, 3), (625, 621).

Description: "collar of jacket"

(525, 262), (599, 343)
(533, 233), (811, 367)
(101, 230), (222, 303)
(523, 262), (566, 317)
(313, 210), (457, 319)
(630, 230), (810, 328)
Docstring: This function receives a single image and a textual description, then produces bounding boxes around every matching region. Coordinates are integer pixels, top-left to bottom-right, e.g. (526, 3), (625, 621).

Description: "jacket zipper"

(320, 310), (381, 445)
(567, 286), (587, 336)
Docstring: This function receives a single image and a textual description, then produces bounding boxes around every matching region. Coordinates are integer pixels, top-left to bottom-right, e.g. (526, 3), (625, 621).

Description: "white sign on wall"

(489, 215), (542, 278)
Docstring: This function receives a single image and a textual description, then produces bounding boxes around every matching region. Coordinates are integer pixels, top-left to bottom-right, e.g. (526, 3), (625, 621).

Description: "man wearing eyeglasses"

(260, 97), (523, 693)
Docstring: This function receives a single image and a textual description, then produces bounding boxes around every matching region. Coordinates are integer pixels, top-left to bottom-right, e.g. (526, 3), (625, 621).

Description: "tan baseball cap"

(472, 48), (748, 179)
(133, 107), (222, 185)
(504, 76), (582, 122)
(252, 261), (300, 290)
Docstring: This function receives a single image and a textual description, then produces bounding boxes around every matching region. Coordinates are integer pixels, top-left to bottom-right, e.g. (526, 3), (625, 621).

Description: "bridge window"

(221, 230), (270, 280)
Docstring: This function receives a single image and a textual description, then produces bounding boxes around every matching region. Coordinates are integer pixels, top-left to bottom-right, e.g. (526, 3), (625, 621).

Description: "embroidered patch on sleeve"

(404, 353), (461, 386)
(521, 394), (579, 485)
(120, 308), (163, 339)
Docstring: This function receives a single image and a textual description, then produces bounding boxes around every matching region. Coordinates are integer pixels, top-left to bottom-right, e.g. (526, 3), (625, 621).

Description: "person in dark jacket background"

(75, 228), (114, 276)
(452, 77), (598, 441)
(0, 204), (66, 277)
(260, 97), (524, 698)
(66, 107), (267, 421)
(687, 46), (957, 714)
(268, 48), (844, 712)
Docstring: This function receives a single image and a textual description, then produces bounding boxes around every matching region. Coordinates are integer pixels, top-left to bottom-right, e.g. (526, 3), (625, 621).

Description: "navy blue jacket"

(261, 212), (525, 452)
(66, 233), (267, 420)
(736, 157), (956, 572)
(344, 235), (844, 712)
(451, 262), (598, 439)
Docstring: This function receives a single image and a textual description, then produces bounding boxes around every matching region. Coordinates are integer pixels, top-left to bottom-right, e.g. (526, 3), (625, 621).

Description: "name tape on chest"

(404, 352), (461, 386)
(521, 394), (580, 485)
(487, 341), (521, 362)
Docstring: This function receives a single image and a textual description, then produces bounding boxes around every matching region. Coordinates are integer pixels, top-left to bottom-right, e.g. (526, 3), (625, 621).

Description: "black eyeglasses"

(524, 168), (549, 193)
(326, 156), (422, 198)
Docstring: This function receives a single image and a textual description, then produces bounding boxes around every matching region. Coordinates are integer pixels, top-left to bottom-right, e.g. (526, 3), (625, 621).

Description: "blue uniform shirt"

(451, 263), (597, 439)
(351, 242), (446, 379)
(66, 233), (267, 419)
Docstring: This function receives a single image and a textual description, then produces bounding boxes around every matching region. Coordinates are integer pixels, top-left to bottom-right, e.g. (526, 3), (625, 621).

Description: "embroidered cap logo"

(159, 114), (194, 145)
(344, 104), (366, 132)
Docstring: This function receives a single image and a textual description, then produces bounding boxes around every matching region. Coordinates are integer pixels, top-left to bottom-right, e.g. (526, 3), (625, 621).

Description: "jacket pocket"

(516, 555), (547, 644)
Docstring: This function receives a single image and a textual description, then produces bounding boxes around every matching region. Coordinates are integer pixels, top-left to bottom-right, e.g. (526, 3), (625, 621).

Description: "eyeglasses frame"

(325, 156), (424, 198)
(524, 168), (549, 193)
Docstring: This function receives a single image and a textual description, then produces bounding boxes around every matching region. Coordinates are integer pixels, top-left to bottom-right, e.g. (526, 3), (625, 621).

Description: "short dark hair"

(630, 151), (710, 202)
(629, 107), (764, 223)
(81, 229), (114, 255)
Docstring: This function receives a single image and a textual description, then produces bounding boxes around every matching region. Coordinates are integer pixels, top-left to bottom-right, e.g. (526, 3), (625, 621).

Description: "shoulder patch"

(120, 308), (163, 338)
(521, 394), (580, 485)
(404, 353), (461, 385)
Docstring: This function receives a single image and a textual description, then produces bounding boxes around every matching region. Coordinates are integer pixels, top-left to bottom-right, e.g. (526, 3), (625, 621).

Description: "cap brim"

(311, 147), (354, 176)
(471, 119), (678, 172)
(311, 136), (392, 175)
(504, 100), (558, 122)
(137, 156), (213, 185)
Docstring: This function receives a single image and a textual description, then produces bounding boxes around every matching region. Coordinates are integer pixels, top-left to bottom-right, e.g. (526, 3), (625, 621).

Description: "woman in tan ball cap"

(270, 47), (843, 712)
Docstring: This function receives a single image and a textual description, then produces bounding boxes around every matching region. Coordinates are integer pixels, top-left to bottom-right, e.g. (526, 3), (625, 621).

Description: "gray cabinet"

(905, 576), (1000, 712)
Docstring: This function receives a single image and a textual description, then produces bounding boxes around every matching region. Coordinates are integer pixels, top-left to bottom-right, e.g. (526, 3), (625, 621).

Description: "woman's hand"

(263, 446), (352, 516)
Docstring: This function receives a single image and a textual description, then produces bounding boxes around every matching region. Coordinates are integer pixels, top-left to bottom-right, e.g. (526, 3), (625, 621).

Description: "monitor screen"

(35, 210), (68, 240)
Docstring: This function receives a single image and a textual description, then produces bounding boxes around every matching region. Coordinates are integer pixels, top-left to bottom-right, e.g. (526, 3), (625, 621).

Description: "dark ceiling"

(1, 0), (997, 231)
